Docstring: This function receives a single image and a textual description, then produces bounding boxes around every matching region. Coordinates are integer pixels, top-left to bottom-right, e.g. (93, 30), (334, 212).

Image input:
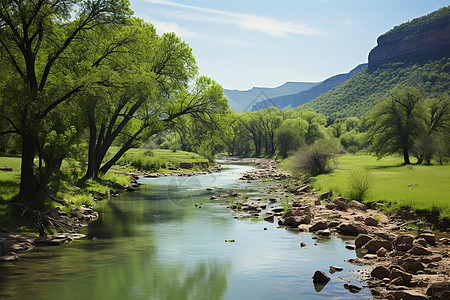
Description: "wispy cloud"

(151, 20), (204, 39)
(343, 19), (361, 30)
(144, 0), (323, 37)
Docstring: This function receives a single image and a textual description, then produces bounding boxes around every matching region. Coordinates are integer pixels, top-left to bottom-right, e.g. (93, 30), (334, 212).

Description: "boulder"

(425, 281), (450, 294)
(350, 200), (366, 211)
(312, 270), (330, 283)
(328, 221), (340, 228)
(414, 238), (428, 247)
(329, 266), (343, 272)
(333, 197), (348, 211)
(371, 266), (390, 279)
(364, 217), (379, 227)
(0, 253), (18, 263)
(376, 232), (396, 242)
(410, 245), (432, 256)
(317, 229), (331, 236)
(417, 233), (435, 246)
(325, 203), (337, 210)
(281, 215), (311, 227)
(377, 247), (388, 257)
(300, 242), (307, 247)
(309, 221), (328, 232)
(401, 290), (428, 300)
(355, 234), (373, 248)
(264, 215), (274, 223)
(343, 283), (361, 293)
(364, 238), (393, 253)
(395, 234), (415, 251)
(439, 238), (450, 245)
(293, 184), (311, 195)
(401, 258), (425, 274)
(336, 223), (367, 236)
(319, 192), (332, 200)
(389, 268), (412, 284)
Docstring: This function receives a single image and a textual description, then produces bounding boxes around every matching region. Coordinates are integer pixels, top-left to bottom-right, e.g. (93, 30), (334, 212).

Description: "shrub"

(292, 139), (338, 177)
(347, 145), (359, 154)
(346, 168), (372, 201)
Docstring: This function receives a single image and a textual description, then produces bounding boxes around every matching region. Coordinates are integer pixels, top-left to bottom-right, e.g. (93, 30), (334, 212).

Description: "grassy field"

(282, 154), (450, 217)
(112, 148), (209, 172)
(0, 155), (21, 202)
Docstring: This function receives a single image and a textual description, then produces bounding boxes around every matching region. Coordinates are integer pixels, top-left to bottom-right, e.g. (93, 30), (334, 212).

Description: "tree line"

(227, 87), (450, 168)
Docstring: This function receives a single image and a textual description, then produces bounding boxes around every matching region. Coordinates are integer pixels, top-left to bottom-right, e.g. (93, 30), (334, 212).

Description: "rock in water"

(329, 266), (343, 273)
(312, 270), (330, 283)
(344, 283), (361, 293)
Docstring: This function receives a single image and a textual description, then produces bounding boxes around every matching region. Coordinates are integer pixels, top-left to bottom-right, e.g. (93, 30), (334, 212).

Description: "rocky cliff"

(369, 6), (450, 69)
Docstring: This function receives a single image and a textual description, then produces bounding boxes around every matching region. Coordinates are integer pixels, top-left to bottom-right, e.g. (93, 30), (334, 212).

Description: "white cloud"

(143, 0), (323, 37)
(150, 20), (204, 39)
(344, 19), (361, 30)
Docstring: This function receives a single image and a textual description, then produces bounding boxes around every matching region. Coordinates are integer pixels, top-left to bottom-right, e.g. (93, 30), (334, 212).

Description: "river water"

(0, 164), (372, 300)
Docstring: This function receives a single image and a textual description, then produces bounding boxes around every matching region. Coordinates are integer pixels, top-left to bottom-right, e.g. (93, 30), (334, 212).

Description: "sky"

(129, 0), (447, 90)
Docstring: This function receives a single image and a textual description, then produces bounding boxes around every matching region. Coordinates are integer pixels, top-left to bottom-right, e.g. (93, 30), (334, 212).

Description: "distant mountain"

(251, 64), (367, 111)
(298, 6), (450, 117)
(223, 82), (319, 113)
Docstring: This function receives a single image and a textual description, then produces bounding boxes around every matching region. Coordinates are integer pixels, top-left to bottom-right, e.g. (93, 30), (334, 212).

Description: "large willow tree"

(0, 0), (131, 208)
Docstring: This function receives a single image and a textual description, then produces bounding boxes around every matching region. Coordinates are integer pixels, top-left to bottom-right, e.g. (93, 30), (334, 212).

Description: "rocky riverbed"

(215, 157), (450, 300)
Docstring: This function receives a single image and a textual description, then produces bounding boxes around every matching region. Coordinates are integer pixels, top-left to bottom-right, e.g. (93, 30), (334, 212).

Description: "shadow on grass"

(0, 179), (20, 202)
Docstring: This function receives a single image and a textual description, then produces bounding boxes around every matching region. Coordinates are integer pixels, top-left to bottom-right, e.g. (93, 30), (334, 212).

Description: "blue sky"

(130, 0), (447, 90)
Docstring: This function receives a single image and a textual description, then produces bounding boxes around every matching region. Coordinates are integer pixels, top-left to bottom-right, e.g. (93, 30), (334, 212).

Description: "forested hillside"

(252, 64), (366, 111)
(298, 6), (450, 117)
(299, 57), (450, 117)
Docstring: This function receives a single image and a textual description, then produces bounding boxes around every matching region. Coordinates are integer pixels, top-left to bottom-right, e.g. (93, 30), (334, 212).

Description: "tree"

(414, 94), (450, 164)
(0, 0), (131, 208)
(366, 88), (424, 164)
(274, 118), (307, 158)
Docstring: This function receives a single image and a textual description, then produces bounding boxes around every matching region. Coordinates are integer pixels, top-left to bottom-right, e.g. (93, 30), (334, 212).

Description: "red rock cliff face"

(368, 15), (450, 68)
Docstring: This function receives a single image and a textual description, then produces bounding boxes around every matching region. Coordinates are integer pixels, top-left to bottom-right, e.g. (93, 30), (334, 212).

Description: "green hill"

(298, 57), (450, 117)
(297, 6), (450, 117)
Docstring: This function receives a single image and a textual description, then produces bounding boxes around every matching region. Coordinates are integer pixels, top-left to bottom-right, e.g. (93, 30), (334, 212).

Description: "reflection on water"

(0, 165), (372, 300)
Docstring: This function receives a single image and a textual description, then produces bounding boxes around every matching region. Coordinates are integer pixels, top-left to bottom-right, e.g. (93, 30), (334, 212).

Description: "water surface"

(0, 164), (372, 299)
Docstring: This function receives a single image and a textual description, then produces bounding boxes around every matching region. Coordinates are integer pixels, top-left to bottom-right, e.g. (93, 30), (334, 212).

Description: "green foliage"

(228, 108), (327, 158)
(366, 87), (424, 164)
(298, 57), (450, 117)
(381, 6), (450, 39)
(366, 88), (450, 164)
(292, 139), (339, 177)
(119, 153), (166, 172)
(346, 168), (373, 201)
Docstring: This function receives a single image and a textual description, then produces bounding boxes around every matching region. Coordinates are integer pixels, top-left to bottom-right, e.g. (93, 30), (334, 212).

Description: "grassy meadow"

(282, 154), (450, 217)
(112, 148), (209, 172)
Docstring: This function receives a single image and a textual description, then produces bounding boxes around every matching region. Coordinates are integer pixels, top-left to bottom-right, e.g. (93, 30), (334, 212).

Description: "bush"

(292, 139), (338, 177)
(347, 145), (359, 154)
(346, 168), (372, 201)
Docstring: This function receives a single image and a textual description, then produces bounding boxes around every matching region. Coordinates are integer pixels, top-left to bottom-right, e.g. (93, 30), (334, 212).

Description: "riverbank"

(217, 156), (450, 299)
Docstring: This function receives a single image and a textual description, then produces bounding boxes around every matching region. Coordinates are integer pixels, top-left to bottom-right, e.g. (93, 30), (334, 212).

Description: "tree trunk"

(19, 134), (42, 208)
(403, 147), (411, 165)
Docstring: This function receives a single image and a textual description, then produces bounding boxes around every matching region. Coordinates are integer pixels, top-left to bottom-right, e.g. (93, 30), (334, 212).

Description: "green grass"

(0, 156), (21, 202)
(312, 153), (450, 217)
(112, 148), (209, 172)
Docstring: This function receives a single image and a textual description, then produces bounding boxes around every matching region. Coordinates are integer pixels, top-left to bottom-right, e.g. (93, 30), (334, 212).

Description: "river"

(0, 164), (372, 299)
